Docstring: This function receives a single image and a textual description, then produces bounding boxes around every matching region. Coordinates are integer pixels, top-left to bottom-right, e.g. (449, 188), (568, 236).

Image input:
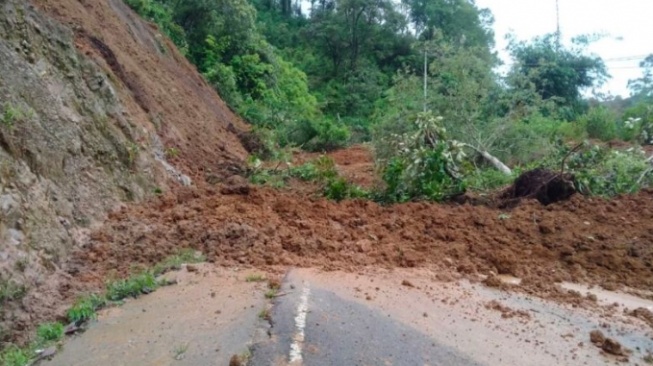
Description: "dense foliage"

(124, 0), (653, 199)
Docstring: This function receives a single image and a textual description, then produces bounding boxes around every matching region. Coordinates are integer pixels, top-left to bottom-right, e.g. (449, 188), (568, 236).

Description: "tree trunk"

(462, 143), (512, 175)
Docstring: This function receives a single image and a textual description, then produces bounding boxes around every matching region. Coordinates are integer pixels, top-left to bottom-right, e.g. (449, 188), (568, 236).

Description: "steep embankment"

(0, 0), (247, 342)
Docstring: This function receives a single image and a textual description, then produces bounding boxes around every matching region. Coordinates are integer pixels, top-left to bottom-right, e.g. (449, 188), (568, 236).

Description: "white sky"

(475, 0), (653, 97)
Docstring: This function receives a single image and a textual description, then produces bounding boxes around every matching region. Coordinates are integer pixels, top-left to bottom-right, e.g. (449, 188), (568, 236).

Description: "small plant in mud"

(323, 177), (369, 201)
(165, 147), (180, 158)
(258, 308), (271, 320)
(245, 274), (266, 282)
(0, 278), (27, 304)
(36, 322), (64, 343)
(172, 343), (189, 361)
(152, 249), (206, 276)
(1, 104), (29, 128)
(105, 272), (158, 301)
(0, 345), (31, 366)
(153, 187), (163, 195)
(264, 289), (278, 299)
(67, 293), (107, 323)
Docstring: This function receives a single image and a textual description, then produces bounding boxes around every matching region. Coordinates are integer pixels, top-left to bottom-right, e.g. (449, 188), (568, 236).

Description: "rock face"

(0, 0), (248, 341)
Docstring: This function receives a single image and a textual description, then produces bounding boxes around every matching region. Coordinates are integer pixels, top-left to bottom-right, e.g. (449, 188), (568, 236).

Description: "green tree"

(628, 54), (653, 98)
(506, 33), (609, 120)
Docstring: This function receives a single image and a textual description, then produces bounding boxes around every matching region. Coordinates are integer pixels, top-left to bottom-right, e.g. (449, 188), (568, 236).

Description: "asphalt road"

(45, 266), (653, 366)
(250, 285), (482, 366)
(250, 268), (653, 366)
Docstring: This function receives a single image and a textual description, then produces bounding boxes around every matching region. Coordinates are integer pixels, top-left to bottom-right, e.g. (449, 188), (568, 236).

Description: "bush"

(464, 168), (515, 193)
(304, 119), (350, 152)
(374, 112), (466, 203)
(492, 116), (557, 165)
(67, 294), (106, 323)
(323, 177), (368, 201)
(569, 145), (653, 197)
(36, 322), (64, 343)
(0, 345), (31, 366)
(105, 272), (158, 301)
(579, 107), (617, 141)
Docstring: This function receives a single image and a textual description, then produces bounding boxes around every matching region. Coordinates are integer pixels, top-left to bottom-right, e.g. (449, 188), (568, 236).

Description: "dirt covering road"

(71, 146), (653, 300)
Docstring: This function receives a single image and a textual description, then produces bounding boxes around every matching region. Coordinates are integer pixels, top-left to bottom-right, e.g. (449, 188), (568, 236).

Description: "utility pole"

(423, 45), (427, 112)
(555, 0), (561, 51)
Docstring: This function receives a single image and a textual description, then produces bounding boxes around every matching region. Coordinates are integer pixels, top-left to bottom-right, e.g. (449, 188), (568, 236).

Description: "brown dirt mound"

(66, 183), (653, 295)
(503, 168), (577, 206)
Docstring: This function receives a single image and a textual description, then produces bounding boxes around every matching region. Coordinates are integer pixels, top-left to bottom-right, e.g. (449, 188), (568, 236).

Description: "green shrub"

(464, 168), (515, 193)
(569, 145), (653, 197)
(105, 272), (158, 301)
(323, 178), (368, 201)
(0, 345), (32, 366)
(0, 279), (26, 303)
(288, 163), (319, 181)
(152, 249), (206, 276)
(491, 114), (560, 165)
(36, 322), (64, 343)
(374, 112), (466, 203)
(305, 119), (351, 152)
(580, 107), (617, 141)
(67, 294), (106, 323)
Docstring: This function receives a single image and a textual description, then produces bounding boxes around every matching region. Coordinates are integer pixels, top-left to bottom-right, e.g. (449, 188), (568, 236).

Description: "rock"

(601, 338), (625, 356)
(220, 175), (250, 195)
(355, 239), (372, 253)
(7, 228), (24, 246)
(186, 264), (198, 273)
(229, 354), (244, 366)
(401, 279), (415, 288)
(589, 330), (605, 345)
(36, 346), (57, 359)
(483, 275), (503, 288)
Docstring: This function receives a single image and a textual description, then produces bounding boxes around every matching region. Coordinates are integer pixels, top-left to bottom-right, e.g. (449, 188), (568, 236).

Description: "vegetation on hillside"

(124, 0), (653, 201)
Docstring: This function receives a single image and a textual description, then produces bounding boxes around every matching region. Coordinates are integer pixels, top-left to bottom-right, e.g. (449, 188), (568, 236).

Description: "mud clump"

(628, 307), (653, 328)
(401, 280), (415, 288)
(485, 300), (531, 320)
(220, 175), (251, 195)
(482, 276), (504, 288)
(590, 330), (628, 359)
(505, 168), (576, 205)
(229, 354), (245, 366)
(590, 330), (606, 345)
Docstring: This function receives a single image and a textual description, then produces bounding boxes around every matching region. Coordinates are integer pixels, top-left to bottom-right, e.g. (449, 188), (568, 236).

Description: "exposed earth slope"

(1, 0), (247, 342)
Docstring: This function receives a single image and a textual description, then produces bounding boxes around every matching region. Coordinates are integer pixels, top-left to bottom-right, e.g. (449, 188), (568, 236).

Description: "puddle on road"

(560, 282), (653, 311)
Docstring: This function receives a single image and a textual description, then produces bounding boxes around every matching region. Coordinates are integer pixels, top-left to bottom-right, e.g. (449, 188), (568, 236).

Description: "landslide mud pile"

(73, 181), (653, 294)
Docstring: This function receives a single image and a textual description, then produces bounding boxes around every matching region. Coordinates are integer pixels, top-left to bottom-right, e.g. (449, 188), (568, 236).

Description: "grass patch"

(36, 322), (64, 343)
(0, 345), (32, 366)
(258, 308), (271, 320)
(105, 272), (158, 301)
(152, 249), (206, 276)
(245, 274), (266, 283)
(172, 343), (189, 361)
(0, 279), (26, 304)
(264, 289), (278, 299)
(0, 321), (66, 365)
(67, 293), (107, 323)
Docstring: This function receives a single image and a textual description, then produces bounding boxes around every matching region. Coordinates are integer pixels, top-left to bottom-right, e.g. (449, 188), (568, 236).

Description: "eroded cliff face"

(0, 0), (248, 340)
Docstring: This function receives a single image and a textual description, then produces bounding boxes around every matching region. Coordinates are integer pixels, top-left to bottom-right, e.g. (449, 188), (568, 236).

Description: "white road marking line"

(289, 284), (311, 364)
